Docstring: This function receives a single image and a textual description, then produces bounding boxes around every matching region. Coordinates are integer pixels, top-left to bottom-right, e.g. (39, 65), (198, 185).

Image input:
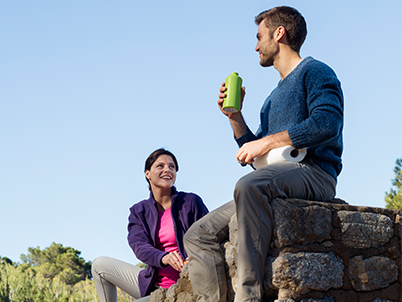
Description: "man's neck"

(273, 49), (302, 80)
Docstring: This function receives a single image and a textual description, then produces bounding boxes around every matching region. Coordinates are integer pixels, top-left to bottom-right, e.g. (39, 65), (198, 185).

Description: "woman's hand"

(161, 251), (184, 272)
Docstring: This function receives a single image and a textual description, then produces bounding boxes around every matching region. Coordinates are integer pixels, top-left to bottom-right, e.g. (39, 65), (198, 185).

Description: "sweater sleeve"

(288, 64), (343, 149)
(127, 208), (167, 268)
(235, 126), (260, 148)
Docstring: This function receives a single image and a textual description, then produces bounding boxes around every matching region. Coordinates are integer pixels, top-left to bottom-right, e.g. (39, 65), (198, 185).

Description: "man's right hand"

(217, 82), (249, 141)
(217, 82), (246, 118)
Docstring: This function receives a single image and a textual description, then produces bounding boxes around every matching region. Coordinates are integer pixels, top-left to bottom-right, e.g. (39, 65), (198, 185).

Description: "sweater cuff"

(288, 126), (306, 149)
(235, 127), (257, 148)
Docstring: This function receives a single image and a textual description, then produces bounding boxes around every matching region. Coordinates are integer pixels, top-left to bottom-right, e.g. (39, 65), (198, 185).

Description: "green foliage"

(385, 158), (402, 210)
(0, 262), (134, 301)
(0, 257), (14, 265)
(136, 262), (147, 270)
(0, 243), (135, 301)
(20, 242), (91, 286)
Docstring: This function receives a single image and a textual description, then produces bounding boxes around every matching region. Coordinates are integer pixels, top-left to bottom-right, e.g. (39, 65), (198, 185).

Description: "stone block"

(348, 255), (398, 291)
(265, 252), (343, 295)
(338, 211), (393, 249)
(271, 199), (332, 248)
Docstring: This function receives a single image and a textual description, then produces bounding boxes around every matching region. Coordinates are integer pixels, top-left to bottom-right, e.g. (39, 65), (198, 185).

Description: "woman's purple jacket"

(127, 187), (209, 297)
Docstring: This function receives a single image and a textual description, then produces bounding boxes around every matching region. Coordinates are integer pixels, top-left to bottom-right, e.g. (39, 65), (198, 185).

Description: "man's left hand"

(236, 130), (293, 165)
(236, 139), (268, 165)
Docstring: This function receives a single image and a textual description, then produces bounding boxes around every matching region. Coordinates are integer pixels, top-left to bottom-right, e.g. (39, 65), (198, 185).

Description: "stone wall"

(150, 198), (402, 302)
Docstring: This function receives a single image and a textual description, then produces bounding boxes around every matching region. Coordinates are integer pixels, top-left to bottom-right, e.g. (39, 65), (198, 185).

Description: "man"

(184, 6), (343, 302)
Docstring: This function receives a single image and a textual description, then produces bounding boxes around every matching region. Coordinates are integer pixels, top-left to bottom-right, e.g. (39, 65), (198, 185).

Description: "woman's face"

(145, 154), (177, 191)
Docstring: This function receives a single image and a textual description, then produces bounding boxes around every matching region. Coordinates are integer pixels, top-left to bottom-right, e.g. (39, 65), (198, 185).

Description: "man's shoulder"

(301, 56), (337, 75)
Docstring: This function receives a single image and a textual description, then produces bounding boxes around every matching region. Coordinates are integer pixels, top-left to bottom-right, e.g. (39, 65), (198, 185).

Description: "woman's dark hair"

(255, 6), (307, 53)
(144, 148), (179, 190)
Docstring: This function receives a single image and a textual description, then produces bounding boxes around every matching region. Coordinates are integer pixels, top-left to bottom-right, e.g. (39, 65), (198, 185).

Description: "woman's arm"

(127, 210), (167, 268)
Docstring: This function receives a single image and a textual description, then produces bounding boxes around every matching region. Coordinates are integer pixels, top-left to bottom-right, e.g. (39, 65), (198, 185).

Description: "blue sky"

(1, 0), (401, 266)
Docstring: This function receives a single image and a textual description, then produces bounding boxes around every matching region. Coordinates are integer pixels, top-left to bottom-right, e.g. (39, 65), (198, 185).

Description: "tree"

(20, 242), (92, 286)
(0, 243), (133, 302)
(0, 256), (13, 265)
(385, 158), (402, 210)
(136, 262), (147, 270)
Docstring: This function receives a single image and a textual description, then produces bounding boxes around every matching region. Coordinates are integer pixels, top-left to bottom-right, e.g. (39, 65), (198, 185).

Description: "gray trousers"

(184, 160), (336, 302)
(92, 256), (151, 302)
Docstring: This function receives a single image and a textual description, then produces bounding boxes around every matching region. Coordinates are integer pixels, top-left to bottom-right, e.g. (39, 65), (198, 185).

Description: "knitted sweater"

(236, 56), (344, 179)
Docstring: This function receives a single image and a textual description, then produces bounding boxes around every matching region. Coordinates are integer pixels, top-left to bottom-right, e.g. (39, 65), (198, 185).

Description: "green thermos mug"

(222, 72), (242, 113)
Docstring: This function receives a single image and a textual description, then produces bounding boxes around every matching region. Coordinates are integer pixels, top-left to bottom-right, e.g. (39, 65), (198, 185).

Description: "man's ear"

(275, 26), (286, 42)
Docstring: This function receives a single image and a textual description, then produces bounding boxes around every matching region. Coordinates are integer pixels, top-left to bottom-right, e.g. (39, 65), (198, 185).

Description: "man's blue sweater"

(236, 56), (344, 180)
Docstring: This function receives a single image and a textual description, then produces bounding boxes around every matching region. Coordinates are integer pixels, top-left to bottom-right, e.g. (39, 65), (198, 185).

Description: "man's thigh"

(237, 160), (336, 202)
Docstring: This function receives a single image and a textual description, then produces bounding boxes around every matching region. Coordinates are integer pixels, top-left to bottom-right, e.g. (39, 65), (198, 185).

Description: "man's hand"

(236, 130), (293, 165)
(217, 82), (248, 138)
(236, 139), (268, 165)
(217, 82), (246, 118)
(161, 251), (184, 272)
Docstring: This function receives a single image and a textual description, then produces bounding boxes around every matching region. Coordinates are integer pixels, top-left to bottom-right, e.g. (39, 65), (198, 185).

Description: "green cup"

(223, 72), (242, 113)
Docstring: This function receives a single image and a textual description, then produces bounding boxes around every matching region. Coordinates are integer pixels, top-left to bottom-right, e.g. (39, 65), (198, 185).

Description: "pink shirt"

(154, 208), (180, 288)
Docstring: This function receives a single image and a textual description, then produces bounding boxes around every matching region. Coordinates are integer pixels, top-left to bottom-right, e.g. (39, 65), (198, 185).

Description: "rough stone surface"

(348, 255), (398, 291)
(150, 264), (194, 302)
(338, 211), (394, 249)
(165, 283), (178, 302)
(271, 199), (332, 248)
(267, 252), (343, 294)
(150, 198), (402, 302)
(273, 297), (337, 302)
(150, 287), (168, 302)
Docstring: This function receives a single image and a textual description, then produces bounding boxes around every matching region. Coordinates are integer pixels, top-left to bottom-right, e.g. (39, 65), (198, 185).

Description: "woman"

(92, 148), (209, 302)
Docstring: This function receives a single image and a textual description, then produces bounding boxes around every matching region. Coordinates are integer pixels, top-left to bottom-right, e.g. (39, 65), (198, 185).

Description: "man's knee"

(234, 172), (264, 203)
(234, 171), (277, 212)
(234, 173), (254, 194)
(184, 220), (201, 250)
(183, 225), (193, 245)
(184, 215), (223, 249)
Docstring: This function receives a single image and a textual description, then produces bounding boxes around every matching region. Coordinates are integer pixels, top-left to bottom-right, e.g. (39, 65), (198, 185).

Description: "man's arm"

(218, 83), (289, 165)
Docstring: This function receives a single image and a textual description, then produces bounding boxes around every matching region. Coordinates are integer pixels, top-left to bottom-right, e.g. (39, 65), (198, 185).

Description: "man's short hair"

(255, 6), (307, 53)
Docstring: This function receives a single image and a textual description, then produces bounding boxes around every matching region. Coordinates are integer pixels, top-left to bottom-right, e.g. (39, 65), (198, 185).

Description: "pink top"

(154, 208), (180, 288)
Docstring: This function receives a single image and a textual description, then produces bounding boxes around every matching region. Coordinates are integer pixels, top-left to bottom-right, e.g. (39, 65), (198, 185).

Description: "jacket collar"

(148, 186), (178, 206)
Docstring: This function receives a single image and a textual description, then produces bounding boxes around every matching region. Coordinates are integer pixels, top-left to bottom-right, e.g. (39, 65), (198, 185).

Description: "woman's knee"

(92, 256), (111, 276)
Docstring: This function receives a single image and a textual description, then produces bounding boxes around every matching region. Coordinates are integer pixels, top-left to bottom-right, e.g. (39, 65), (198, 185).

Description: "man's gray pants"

(184, 160), (336, 302)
